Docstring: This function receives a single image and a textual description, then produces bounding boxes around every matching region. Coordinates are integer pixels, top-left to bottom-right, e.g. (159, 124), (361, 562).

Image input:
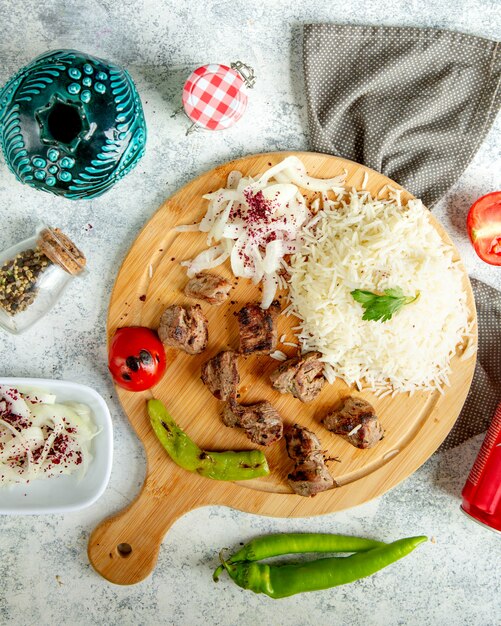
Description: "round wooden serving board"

(88, 151), (477, 585)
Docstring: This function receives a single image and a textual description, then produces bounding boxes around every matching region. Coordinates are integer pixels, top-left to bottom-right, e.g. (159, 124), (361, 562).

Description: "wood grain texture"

(88, 151), (477, 585)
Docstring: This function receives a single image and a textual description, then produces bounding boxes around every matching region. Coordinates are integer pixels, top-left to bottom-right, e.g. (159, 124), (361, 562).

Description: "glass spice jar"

(0, 224), (86, 334)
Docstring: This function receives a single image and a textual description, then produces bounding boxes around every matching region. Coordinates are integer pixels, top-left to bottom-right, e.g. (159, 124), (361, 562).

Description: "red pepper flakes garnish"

(1, 411), (31, 431)
(243, 189), (276, 222)
(32, 447), (44, 462)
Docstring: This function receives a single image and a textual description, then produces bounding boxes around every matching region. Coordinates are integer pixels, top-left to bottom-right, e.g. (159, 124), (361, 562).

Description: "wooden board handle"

(88, 472), (209, 585)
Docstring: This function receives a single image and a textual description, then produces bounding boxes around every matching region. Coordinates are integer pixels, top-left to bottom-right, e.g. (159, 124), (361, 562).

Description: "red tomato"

(467, 191), (501, 266)
(108, 327), (166, 391)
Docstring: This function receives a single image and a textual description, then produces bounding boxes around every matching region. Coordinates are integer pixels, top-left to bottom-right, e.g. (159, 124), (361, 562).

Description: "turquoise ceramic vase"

(0, 49), (146, 199)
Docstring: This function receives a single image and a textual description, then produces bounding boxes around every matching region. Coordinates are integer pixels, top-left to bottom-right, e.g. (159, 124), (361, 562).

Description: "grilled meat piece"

(270, 351), (325, 402)
(285, 423), (323, 462)
(158, 304), (208, 355)
(184, 272), (232, 305)
(201, 351), (239, 401)
(287, 457), (336, 497)
(285, 424), (334, 496)
(237, 301), (280, 355)
(323, 396), (384, 449)
(221, 398), (283, 446)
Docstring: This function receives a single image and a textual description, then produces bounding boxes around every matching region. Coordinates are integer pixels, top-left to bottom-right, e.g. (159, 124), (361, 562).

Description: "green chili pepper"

(216, 535), (427, 599)
(213, 533), (387, 581)
(148, 399), (270, 481)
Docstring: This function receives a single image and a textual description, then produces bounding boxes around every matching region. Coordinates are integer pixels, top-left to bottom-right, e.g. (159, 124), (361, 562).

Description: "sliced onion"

(0, 388), (98, 486)
(222, 222), (243, 239)
(181, 244), (230, 277)
(261, 183), (298, 208)
(0, 385), (31, 420)
(17, 387), (57, 405)
(230, 239), (254, 279)
(255, 156), (300, 186)
(250, 244), (264, 285)
(273, 157), (346, 193)
(175, 156), (347, 308)
(208, 200), (233, 243)
(262, 239), (284, 274)
(227, 170), (242, 189)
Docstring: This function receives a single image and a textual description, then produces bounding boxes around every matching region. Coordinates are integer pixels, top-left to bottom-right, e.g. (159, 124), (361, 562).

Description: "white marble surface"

(0, 1), (500, 625)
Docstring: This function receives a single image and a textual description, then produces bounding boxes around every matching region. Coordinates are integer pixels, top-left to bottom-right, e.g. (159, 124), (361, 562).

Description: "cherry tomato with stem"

(109, 327), (166, 391)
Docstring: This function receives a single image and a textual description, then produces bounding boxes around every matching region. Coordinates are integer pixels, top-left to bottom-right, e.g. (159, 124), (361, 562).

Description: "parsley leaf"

(351, 288), (419, 322)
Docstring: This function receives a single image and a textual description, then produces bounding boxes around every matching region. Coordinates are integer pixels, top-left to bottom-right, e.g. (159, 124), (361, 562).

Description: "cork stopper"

(37, 227), (86, 275)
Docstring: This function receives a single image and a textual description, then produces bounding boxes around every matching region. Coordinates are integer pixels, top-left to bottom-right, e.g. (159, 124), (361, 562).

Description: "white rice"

(286, 189), (471, 395)
(270, 350), (288, 361)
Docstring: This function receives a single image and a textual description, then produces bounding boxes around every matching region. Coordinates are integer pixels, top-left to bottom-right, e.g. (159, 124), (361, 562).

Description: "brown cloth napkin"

(443, 278), (501, 449)
(303, 24), (501, 449)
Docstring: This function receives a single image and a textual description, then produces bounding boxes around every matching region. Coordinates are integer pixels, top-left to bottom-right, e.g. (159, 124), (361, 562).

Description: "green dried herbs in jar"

(0, 225), (86, 333)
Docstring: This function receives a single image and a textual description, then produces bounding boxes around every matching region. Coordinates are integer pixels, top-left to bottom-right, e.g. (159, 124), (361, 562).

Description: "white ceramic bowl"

(0, 377), (113, 514)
